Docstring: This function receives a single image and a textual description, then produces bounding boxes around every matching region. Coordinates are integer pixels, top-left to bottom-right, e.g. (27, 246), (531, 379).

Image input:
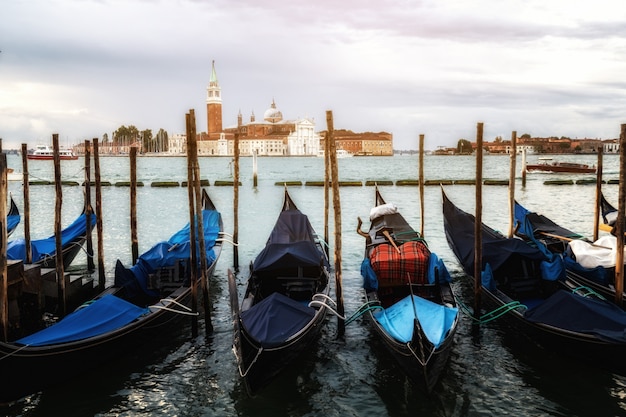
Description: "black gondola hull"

(235, 306), (328, 395)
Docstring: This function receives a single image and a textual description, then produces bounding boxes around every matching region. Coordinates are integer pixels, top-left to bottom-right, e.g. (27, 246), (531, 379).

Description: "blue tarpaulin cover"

(7, 212), (95, 262)
(15, 294), (149, 346)
(7, 214), (19, 235)
(115, 209), (221, 297)
(241, 292), (315, 348)
(524, 290), (626, 343)
(374, 294), (458, 347)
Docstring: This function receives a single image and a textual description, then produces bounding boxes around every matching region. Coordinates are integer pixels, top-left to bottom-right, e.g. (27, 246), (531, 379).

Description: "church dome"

(263, 99), (283, 123)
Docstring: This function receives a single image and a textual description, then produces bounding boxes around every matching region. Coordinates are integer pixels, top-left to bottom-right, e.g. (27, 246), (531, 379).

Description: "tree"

(456, 139), (472, 154)
(141, 129), (153, 152)
(113, 125), (139, 148)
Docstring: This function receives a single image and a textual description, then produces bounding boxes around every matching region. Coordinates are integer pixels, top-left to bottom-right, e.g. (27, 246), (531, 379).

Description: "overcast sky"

(2, 0), (626, 151)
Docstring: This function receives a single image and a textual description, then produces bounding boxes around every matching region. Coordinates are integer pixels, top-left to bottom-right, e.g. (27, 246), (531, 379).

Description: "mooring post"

(521, 148), (527, 188)
(233, 131), (240, 271)
(21, 144), (31, 264)
(92, 139), (106, 291)
(130, 147), (138, 265)
(593, 146), (603, 241)
(0, 154), (8, 341)
(189, 110), (212, 335)
(614, 124), (626, 306)
(252, 149), (258, 187)
(508, 131), (517, 238)
(419, 134), (425, 237)
(52, 134), (66, 317)
(327, 110), (345, 337)
(324, 133), (330, 258)
(474, 123), (484, 322)
(185, 111), (199, 338)
(84, 140), (95, 272)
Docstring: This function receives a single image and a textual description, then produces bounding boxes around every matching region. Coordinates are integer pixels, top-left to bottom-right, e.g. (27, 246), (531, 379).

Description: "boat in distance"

(442, 189), (626, 375)
(27, 145), (78, 160)
(228, 187), (331, 396)
(0, 188), (223, 404)
(525, 160), (596, 174)
(358, 187), (458, 393)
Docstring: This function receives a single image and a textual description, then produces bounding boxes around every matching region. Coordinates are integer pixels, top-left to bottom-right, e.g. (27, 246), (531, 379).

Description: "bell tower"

(206, 60), (222, 137)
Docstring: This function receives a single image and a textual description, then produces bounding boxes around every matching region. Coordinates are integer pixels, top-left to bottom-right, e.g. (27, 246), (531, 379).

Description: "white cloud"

(1, 0), (626, 150)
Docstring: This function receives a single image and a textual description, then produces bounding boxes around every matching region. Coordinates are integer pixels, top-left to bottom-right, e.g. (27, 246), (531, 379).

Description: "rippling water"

(2, 152), (625, 417)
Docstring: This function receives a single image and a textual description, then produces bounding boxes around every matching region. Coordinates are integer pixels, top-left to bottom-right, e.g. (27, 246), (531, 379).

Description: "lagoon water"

(2, 152), (625, 417)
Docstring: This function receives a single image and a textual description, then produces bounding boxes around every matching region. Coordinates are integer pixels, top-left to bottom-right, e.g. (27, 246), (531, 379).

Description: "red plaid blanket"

(369, 241), (430, 286)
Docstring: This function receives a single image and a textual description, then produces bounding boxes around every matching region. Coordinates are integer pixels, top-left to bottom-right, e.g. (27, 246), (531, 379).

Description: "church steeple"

(206, 60), (222, 136)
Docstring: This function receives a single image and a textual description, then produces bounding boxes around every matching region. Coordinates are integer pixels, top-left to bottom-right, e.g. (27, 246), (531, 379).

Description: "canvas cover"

(240, 291), (315, 348)
(374, 294), (458, 347)
(369, 241), (430, 286)
(568, 235), (622, 269)
(524, 290), (626, 344)
(253, 209), (325, 272)
(7, 212), (96, 263)
(442, 192), (547, 276)
(115, 209), (221, 297)
(15, 294), (149, 346)
(514, 201), (582, 241)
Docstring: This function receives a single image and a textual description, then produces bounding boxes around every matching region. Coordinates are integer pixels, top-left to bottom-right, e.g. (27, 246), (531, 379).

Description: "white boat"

(27, 145), (78, 160)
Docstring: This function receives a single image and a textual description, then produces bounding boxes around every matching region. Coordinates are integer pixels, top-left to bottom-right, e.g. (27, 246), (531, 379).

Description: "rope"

(236, 346), (263, 377)
(571, 285), (606, 300)
(455, 296), (527, 324)
(148, 298), (198, 316)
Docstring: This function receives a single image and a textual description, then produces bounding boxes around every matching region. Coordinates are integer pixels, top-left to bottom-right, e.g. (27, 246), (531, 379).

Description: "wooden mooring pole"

(521, 149), (527, 188)
(185, 111), (199, 338)
(252, 149), (258, 188)
(508, 131), (517, 238)
(326, 110), (345, 336)
(0, 154), (8, 341)
(190, 109), (213, 334)
(92, 139), (106, 290)
(84, 140), (95, 272)
(593, 146), (603, 242)
(21, 144), (31, 264)
(474, 123), (484, 321)
(130, 147), (138, 265)
(324, 133), (330, 258)
(52, 134), (67, 317)
(419, 134), (425, 237)
(233, 131), (240, 271)
(614, 124), (626, 306)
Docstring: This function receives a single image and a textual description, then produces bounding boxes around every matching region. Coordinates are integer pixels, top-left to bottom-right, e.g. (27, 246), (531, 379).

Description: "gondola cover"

(7, 212), (96, 262)
(253, 209), (326, 272)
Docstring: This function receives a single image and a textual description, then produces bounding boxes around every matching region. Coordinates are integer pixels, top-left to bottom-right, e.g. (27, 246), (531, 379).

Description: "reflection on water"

(2, 153), (624, 416)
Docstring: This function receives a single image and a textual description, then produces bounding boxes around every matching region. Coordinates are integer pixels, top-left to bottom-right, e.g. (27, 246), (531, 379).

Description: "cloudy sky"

(2, 0), (626, 151)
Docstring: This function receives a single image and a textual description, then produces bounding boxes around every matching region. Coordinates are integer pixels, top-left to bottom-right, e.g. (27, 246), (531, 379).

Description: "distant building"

(197, 62), (320, 156)
(320, 129), (393, 156)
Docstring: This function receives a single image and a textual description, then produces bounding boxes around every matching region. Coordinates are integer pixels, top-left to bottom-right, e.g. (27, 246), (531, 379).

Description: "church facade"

(197, 61), (320, 156)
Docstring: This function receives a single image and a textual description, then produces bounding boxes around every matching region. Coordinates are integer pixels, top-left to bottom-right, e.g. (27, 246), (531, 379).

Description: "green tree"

(141, 129), (153, 153)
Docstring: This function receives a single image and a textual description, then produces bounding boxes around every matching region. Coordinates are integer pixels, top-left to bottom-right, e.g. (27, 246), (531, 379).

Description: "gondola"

(0, 188), (223, 403)
(514, 199), (622, 305)
(7, 194), (19, 237)
(600, 192), (618, 232)
(442, 189), (626, 374)
(357, 187), (459, 394)
(229, 188), (330, 395)
(6, 205), (96, 269)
